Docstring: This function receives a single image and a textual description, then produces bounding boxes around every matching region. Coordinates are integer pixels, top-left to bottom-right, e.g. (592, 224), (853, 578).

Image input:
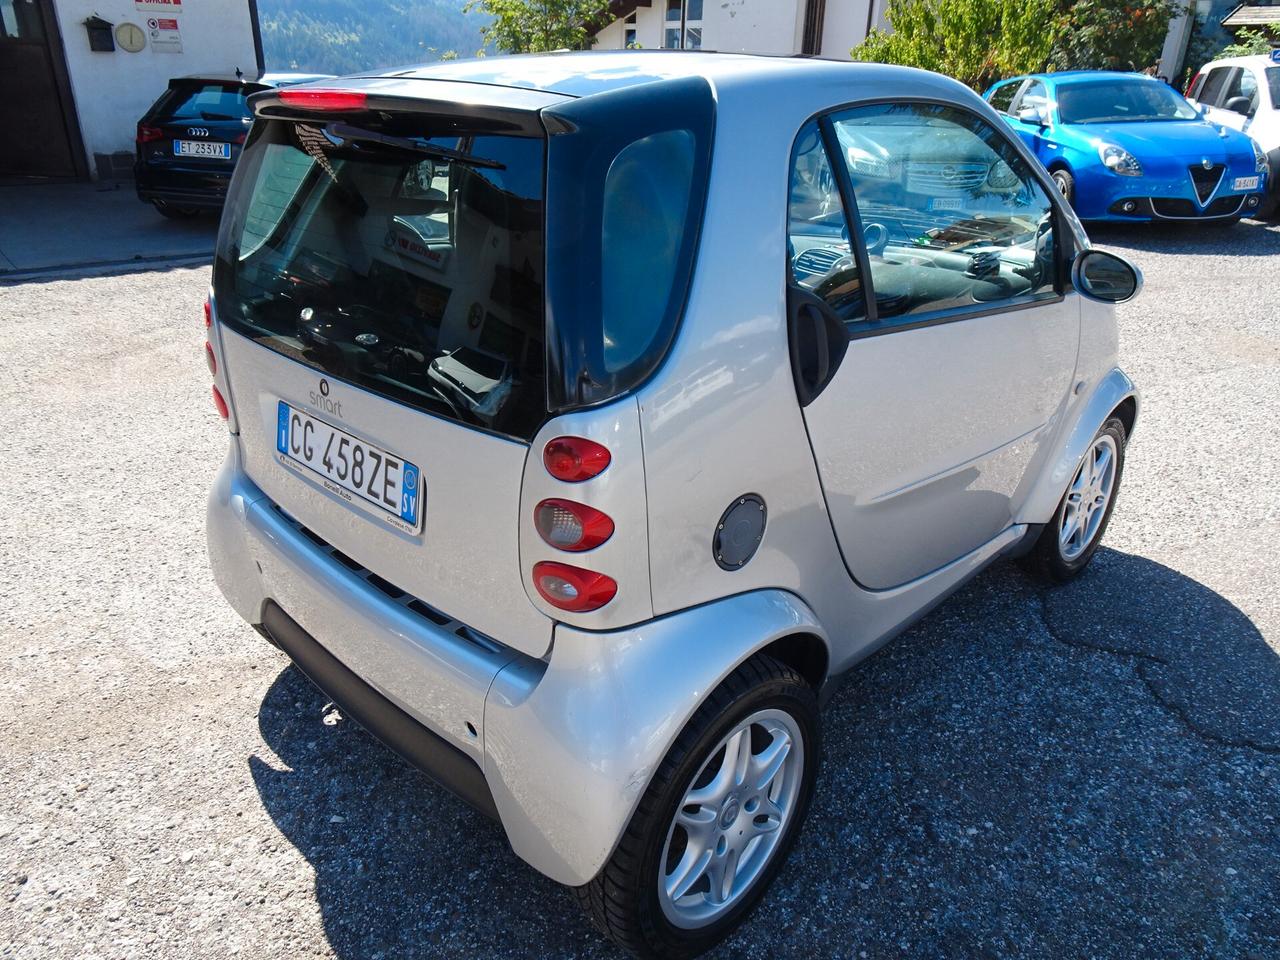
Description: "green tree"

(1048, 0), (1179, 72)
(850, 0), (1059, 91)
(465, 0), (610, 53)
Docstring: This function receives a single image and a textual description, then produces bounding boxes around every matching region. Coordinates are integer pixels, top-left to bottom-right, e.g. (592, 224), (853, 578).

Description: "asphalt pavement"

(1, 218), (1278, 959)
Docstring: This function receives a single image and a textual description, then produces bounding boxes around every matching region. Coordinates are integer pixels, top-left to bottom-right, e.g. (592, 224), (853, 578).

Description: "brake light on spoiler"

(277, 89), (369, 111)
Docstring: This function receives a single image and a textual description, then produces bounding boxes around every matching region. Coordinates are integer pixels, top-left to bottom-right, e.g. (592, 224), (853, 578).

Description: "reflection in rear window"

(1268, 68), (1280, 109)
(154, 82), (253, 120)
(214, 118), (547, 441)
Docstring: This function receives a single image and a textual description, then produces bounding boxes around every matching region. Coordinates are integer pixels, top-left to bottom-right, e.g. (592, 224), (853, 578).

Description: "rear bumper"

(259, 601), (499, 818)
(134, 161), (230, 208)
(207, 440), (827, 886)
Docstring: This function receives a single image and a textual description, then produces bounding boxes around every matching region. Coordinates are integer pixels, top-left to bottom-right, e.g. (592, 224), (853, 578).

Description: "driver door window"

(1222, 68), (1259, 115)
(1015, 80), (1048, 117)
(1197, 68), (1234, 108)
(829, 102), (1058, 328)
(987, 79), (1025, 115)
(787, 120), (867, 321)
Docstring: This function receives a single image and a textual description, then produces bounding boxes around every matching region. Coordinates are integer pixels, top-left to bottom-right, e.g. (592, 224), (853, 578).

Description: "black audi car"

(135, 72), (331, 219)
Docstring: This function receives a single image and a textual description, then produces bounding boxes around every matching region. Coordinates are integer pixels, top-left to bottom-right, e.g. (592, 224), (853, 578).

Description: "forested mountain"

(258, 0), (489, 76)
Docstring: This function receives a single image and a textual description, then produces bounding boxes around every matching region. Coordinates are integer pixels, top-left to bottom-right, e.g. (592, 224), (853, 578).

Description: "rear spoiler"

(249, 77), (571, 136)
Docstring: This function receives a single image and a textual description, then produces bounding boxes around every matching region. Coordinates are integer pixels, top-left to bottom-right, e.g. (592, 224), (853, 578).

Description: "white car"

(1187, 50), (1280, 217)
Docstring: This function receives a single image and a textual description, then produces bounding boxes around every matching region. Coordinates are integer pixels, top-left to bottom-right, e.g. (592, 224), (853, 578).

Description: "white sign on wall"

(147, 16), (183, 52)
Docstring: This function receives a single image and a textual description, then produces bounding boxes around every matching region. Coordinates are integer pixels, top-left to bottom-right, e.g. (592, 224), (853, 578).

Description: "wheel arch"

(1017, 367), (1139, 526)
(1110, 394), (1138, 440)
(482, 588), (830, 886)
(759, 630), (829, 690)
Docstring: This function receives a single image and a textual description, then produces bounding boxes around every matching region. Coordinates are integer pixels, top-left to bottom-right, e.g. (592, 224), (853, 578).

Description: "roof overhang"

(1223, 3), (1280, 27)
(607, 0), (652, 21)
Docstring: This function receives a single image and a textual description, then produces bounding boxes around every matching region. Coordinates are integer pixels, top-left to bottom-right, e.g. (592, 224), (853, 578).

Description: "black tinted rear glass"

(154, 82), (254, 121)
(214, 117), (546, 441)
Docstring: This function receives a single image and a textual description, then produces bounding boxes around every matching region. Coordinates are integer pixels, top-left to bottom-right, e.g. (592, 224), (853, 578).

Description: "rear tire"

(576, 653), (820, 960)
(1029, 417), (1126, 583)
(153, 200), (200, 220)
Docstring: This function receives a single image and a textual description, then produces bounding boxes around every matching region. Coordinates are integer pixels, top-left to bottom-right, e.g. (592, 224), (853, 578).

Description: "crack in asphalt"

(1033, 589), (1280, 756)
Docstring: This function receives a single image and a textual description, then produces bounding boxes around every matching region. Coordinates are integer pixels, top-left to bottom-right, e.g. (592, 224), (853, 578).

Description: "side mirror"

(1073, 249), (1142, 304)
(1222, 95), (1253, 116)
(1017, 107), (1046, 126)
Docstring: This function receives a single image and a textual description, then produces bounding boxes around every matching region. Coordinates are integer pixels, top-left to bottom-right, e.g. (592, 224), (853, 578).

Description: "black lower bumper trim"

(260, 601), (499, 820)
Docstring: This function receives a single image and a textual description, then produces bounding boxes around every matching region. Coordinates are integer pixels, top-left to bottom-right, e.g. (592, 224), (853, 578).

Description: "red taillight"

(278, 88), (368, 111)
(1185, 72), (1200, 97)
(205, 342), (217, 376)
(534, 498), (614, 552)
(532, 561), (617, 612)
(543, 437), (611, 482)
(136, 124), (163, 144)
(203, 299), (212, 329)
(212, 384), (229, 420)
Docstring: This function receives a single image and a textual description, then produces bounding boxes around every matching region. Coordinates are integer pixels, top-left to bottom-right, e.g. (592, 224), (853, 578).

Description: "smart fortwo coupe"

(206, 52), (1142, 958)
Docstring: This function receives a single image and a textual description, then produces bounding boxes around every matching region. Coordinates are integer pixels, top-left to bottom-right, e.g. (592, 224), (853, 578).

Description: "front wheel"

(577, 654), (820, 959)
(1051, 168), (1075, 206)
(1031, 417), (1126, 582)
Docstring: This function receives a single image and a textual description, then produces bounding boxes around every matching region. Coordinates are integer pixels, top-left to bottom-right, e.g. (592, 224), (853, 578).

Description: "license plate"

(276, 401), (422, 532)
(1233, 176), (1261, 191)
(174, 139), (231, 159)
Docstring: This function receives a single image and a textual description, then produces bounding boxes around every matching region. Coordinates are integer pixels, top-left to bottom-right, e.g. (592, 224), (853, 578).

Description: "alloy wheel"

(1059, 434), (1118, 561)
(657, 708), (805, 929)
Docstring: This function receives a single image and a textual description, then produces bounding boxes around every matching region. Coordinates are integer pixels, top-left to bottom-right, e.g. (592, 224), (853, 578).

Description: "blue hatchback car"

(984, 71), (1269, 222)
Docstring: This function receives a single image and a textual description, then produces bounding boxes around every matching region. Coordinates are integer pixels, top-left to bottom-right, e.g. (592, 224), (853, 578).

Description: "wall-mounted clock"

(115, 22), (146, 53)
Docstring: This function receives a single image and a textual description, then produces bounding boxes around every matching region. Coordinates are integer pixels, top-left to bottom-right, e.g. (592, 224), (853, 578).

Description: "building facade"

(594, 0), (889, 60)
(1, 0), (261, 181)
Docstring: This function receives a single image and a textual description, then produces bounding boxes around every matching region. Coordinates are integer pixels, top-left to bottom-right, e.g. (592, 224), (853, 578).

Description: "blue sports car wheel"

(1051, 169), (1075, 205)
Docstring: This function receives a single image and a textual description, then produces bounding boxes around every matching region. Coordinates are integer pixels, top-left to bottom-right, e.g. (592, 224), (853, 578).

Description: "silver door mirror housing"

(1073, 249), (1143, 304)
(1017, 106), (1046, 126)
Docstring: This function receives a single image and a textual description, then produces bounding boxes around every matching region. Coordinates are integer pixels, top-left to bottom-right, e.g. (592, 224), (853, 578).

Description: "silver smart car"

(206, 52), (1141, 959)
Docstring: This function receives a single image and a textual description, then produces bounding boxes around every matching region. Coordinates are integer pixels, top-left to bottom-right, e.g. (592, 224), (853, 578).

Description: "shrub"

(1048, 0), (1180, 73)
(851, 0), (1058, 91)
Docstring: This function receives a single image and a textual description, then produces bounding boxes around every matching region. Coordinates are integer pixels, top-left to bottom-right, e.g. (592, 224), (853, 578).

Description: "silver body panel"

(207, 52), (1139, 887)
(219, 331), (555, 659)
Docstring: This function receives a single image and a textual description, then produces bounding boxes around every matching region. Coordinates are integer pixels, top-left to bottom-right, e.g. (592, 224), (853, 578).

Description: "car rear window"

(152, 81), (253, 121)
(214, 116), (547, 441)
(1268, 68), (1280, 108)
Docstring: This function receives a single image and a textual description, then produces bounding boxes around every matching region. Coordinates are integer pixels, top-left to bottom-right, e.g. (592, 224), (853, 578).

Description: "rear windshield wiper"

(324, 123), (506, 170)
(200, 111), (241, 121)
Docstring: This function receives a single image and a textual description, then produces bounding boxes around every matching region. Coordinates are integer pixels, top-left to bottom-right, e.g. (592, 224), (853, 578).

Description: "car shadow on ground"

(251, 548), (1280, 959)
(1088, 214), (1280, 256)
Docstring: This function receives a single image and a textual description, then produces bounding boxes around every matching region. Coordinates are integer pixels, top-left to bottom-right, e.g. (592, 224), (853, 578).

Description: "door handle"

(786, 286), (850, 407)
